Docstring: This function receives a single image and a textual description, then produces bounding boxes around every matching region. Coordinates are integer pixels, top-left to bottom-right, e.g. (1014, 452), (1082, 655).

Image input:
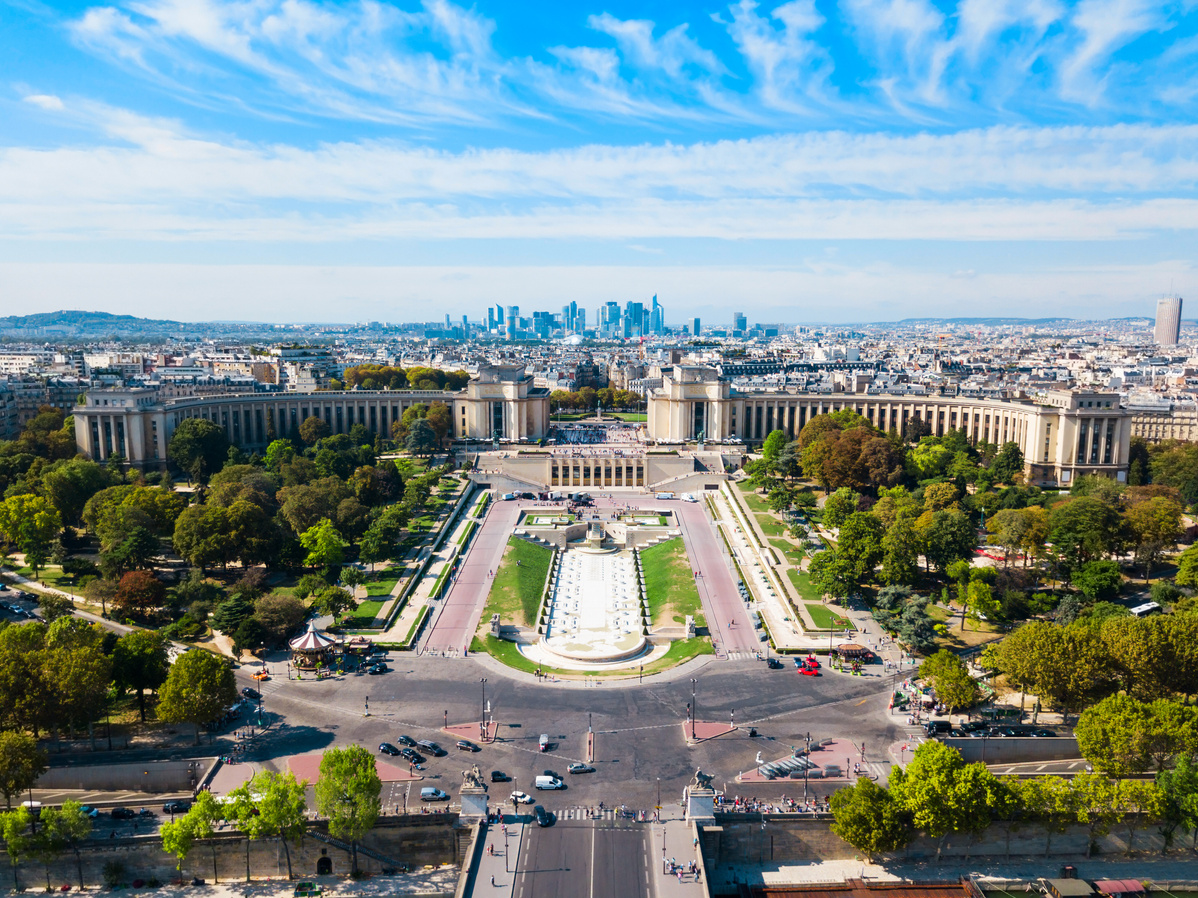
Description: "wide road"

(514, 820), (651, 898)
(674, 501), (760, 657)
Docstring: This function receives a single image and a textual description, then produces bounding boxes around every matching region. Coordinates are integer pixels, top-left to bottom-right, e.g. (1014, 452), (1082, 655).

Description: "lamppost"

(802, 731), (811, 802)
(690, 678), (697, 741)
(512, 777), (519, 819)
(480, 678), (488, 739)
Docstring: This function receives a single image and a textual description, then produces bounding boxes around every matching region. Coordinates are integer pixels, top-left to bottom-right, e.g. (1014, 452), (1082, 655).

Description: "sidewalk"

(649, 820), (706, 896)
(471, 820), (524, 896)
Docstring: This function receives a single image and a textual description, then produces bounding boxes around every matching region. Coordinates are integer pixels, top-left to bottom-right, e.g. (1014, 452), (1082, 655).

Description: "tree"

(1176, 544), (1198, 588)
(300, 518), (346, 572)
(823, 488), (860, 529)
(405, 419), (439, 456)
(829, 779), (910, 861)
(264, 439), (295, 471)
(0, 493), (62, 576)
(995, 621), (1116, 721)
(1018, 776), (1078, 856)
(157, 649), (237, 744)
(1114, 778), (1162, 852)
(37, 593), (73, 622)
(168, 418), (230, 484)
(967, 580), (999, 628)
(1049, 497), (1122, 577)
(1075, 694), (1154, 777)
(112, 630), (170, 722)
(1156, 756), (1198, 853)
(921, 509), (976, 573)
(762, 429), (787, 463)
(298, 415), (331, 446)
(160, 816), (196, 879)
(178, 792), (224, 883)
(233, 617), (267, 659)
(808, 549), (856, 600)
(254, 593), (307, 646)
(211, 593), (256, 636)
(1068, 773), (1120, 858)
(880, 511), (920, 586)
(889, 741), (1001, 860)
(113, 570), (165, 616)
(227, 771), (308, 880)
(919, 650), (980, 712)
(990, 442), (1025, 484)
(43, 800), (92, 890)
(313, 586), (357, 620)
(172, 504), (235, 570)
(1074, 559), (1123, 600)
(315, 745), (381, 874)
(40, 458), (117, 527)
(837, 512), (885, 585)
(0, 732), (47, 810)
(425, 402), (452, 446)
(1125, 496), (1183, 580)
(1, 807), (31, 891)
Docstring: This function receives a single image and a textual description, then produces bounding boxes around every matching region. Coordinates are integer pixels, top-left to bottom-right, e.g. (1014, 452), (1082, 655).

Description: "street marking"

(855, 699), (868, 705)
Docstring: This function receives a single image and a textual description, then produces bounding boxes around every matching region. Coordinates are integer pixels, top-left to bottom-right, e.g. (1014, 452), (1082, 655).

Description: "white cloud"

(22, 94), (65, 111)
(719, 0), (832, 112)
(1059, 0), (1170, 102)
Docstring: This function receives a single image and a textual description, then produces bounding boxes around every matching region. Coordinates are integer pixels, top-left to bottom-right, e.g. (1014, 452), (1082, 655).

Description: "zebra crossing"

(546, 806), (648, 822)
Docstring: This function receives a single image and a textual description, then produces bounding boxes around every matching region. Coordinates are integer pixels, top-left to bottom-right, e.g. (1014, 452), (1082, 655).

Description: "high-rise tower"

(1155, 296), (1183, 345)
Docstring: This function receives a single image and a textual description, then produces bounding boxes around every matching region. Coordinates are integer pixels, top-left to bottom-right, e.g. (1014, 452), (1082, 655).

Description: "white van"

(539, 733), (549, 751)
(654, 492), (675, 500)
(535, 776), (564, 790)
(502, 492), (517, 501)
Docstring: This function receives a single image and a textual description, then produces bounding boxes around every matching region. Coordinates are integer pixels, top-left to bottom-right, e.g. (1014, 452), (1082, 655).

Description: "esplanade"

(74, 364), (550, 466)
(646, 366), (1131, 487)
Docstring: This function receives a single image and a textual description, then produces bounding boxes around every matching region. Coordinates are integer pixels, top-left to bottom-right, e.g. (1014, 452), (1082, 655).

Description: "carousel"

(289, 624), (337, 671)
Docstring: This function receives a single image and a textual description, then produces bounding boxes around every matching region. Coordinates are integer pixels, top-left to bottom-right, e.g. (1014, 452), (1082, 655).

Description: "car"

(367, 664), (387, 675)
(1031, 729), (1058, 738)
(241, 687), (261, 700)
(925, 721), (952, 736)
(396, 735), (417, 747)
(163, 800), (191, 815)
(138, 808), (155, 818)
(490, 771), (510, 783)
(534, 805), (553, 827)
(399, 748), (424, 764)
(110, 808), (136, 819)
(799, 667), (819, 676)
(766, 658), (783, 669)
(456, 740), (480, 752)
(379, 742), (401, 756)
(416, 740), (446, 756)
(420, 788), (449, 802)
(959, 721), (988, 733)
(567, 763), (595, 774)
(79, 806), (100, 818)
(510, 791), (533, 805)
(803, 656), (821, 669)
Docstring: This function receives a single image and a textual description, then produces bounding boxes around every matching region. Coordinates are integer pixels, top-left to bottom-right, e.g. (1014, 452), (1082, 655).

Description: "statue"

(462, 765), (484, 790)
(692, 767), (714, 790)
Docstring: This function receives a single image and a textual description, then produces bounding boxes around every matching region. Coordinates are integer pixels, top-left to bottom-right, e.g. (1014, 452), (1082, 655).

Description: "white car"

(510, 791), (534, 805)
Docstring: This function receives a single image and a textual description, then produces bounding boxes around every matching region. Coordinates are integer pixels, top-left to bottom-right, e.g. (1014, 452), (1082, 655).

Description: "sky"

(1, 0), (1196, 325)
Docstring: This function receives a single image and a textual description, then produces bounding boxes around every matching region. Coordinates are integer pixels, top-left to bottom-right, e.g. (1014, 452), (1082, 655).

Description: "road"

(514, 820), (651, 898)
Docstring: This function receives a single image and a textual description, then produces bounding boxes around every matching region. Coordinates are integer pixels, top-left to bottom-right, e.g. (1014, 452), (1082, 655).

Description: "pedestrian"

(491, 875), (495, 886)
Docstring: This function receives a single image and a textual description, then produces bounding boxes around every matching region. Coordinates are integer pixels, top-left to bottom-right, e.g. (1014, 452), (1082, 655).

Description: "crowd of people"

(549, 423), (644, 445)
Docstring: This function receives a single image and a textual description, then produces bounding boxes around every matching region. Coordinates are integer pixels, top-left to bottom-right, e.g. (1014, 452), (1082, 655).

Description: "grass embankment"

(805, 603), (851, 630)
(641, 537), (703, 626)
(471, 635), (712, 678)
(482, 538), (553, 626)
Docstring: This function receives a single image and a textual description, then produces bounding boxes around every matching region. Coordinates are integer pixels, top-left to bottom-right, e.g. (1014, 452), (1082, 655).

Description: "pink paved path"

(674, 501), (759, 655)
(443, 720), (497, 742)
(286, 753), (421, 783)
(682, 720), (738, 744)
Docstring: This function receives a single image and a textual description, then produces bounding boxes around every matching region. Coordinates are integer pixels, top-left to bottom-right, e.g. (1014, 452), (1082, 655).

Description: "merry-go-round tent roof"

(289, 625), (336, 653)
(835, 643), (871, 658)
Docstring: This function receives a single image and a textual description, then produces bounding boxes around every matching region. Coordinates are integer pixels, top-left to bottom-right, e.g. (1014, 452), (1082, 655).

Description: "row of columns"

(551, 459), (645, 488)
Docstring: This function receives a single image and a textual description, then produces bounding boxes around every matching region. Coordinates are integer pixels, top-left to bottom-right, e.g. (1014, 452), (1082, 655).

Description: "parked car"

(510, 791), (533, 805)
(379, 742), (401, 756)
(416, 740), (446, 757)
(490, 771), (510, 783)
(399, 748), (424, 764)
(799, 667), (819, 676)
(396, 735), (417, 747)
(567, 763), (595, 774)
(367, 664), (388, 675)
(110, 808), (136, 819)
(456, 740), (480, 752)
(1031, 729), (1058, 738)
(163, 800), (191, 815)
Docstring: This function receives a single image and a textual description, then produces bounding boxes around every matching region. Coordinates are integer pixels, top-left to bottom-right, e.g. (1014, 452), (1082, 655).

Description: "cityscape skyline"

(2, 0), (1196, 319)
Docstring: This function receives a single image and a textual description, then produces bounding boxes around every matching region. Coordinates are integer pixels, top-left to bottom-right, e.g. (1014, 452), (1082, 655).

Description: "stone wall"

(941, 738), (1080, 764)
(37, 758), (219, 794)
(7, 816), (466, 889)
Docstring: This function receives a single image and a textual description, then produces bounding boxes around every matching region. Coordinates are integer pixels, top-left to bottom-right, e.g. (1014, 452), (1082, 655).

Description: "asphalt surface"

(243, 651), (903, 813)
(514, 820), (651, 898)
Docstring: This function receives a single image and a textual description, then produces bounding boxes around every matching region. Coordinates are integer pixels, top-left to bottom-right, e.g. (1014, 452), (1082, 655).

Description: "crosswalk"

(725, 651), (755, 661)
(547, 807), (648, 822)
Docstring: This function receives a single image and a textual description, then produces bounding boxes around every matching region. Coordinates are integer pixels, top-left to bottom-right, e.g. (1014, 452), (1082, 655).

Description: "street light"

(803, 731), (811, 802)
(480, 678), (488, 740)
(690, 678), (697, 741)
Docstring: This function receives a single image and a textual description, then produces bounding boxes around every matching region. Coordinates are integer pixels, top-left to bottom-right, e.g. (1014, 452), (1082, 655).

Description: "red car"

(800, 666), (820, 676)
(804, 656), (821, 669)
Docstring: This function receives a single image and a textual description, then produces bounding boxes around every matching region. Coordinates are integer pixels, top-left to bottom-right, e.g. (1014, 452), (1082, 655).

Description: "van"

(539, 733), (549, 752)
(502, 492), (517, 501)
(420, 787), (449, 802)
(417, 740), (446, 756)
(534, 776), (564, 790)
(654, 492), (675, 500)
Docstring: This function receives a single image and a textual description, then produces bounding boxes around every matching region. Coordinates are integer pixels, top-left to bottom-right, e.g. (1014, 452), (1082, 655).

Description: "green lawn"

(483, 538), (553, 626)
(755, 514), (786, 537)
(457, 520), (477, 545)
(641, 537), (702, 625)
(769, 539), (804, 566)
(805, 602), (852, 630)
(365, 572), (403, 597)
(341, 599), (385, 628)
(12, 565), (87, 594)
(472, 635), (712, 678)
(737, 482), (772, 514)
(787, 567), (820, 601)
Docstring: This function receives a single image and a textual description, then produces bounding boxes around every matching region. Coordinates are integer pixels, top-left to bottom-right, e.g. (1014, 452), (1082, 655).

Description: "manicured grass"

(457, 520), (477, 545)
(483, 538), (553, 626)
(755, 514), (786, 537)
(365, 574), (403, 597)
(736, 483), (772, 515)
(341, 599), (384, 628)
(787, 567), (820, 601)
(769, 539), (804, 566)
(472, 635), (713, 678)
(472, 492), (491, 516)
(805, 602), (852, 630)
(13, 565), (88, 594)
(641, 537), (702, 625)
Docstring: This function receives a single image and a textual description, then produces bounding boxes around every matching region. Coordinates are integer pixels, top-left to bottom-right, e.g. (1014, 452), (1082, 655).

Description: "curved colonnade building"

(74, 365), (550, 465)
(647, 366), (1131, 487)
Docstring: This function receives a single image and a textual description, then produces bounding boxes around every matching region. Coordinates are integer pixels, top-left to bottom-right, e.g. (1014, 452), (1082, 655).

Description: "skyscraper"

(649, 295), (664, 335)
(1155, 296), (1183, 345)
(733, 311), (747, 333)
(690, 317), (701, 337)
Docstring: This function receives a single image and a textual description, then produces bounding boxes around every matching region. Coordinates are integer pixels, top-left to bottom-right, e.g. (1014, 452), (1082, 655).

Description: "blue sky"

(1, 0), (1196, 324)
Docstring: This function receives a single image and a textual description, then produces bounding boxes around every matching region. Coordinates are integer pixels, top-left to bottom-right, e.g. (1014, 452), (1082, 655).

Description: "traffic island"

(443, 720), (498, 743)
(683, 720), (737, 745)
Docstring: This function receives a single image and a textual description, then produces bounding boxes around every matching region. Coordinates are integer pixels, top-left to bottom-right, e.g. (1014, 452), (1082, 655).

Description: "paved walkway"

(650, 820), (707, 896)
(469, 820), (524, 897)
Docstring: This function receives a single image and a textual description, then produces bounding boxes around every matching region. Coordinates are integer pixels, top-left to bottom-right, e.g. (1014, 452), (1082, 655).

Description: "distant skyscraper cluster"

(1155, 296), (1183, 346)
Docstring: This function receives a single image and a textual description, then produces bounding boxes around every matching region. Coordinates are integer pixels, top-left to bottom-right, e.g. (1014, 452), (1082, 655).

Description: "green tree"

(43, 800), (92, 890)
(312, 586), (357, 619)
(822, 488), (860, 529)
(990, 442), (1025, 483)
(829, 779), (910, 861)
(172, 504), (235, 570)
(0, 732), (47, 810)
(1049, 497), (1122, 577)
(1176, 544), (1198, 588)
(36, 593), (73, 623)
(1068, 773), (1120, 858)
(1125, 496), (1183, 580)
(156, 649), (237, 744)
(837, 512), (885, 585)
(39, 458), (117, 528)
(314, 745), (381, 874)
(180, 792), (224, 883)
(919, 650), (980, 712)
(160, 816), (195, 879)
(1115, 778), (1162, 852)
(967, 580), (999, 628)
(404, 419), (439, 456)
(233, 617), (267, 659)
(1, 807), (30, 891)
(299, 415), (331, 446)
(880, 511), (920, 586)
(1156, 756), (1198, 852)
(921, 509), (976, 573)
(808, 549), (856, 600)
(1075, 694), (1154, 777)
(112, 630), (169, 722)
(254, 593), (307, 646)
(1074, 559), (1124, 600)
(227, 771), (308, 880)
(210, 592), (256, 635)
(168, 418), (231, 484)
(0, 493), (62, 576)
(300, 518), (347, 573)
(761, 429), (787, 464)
